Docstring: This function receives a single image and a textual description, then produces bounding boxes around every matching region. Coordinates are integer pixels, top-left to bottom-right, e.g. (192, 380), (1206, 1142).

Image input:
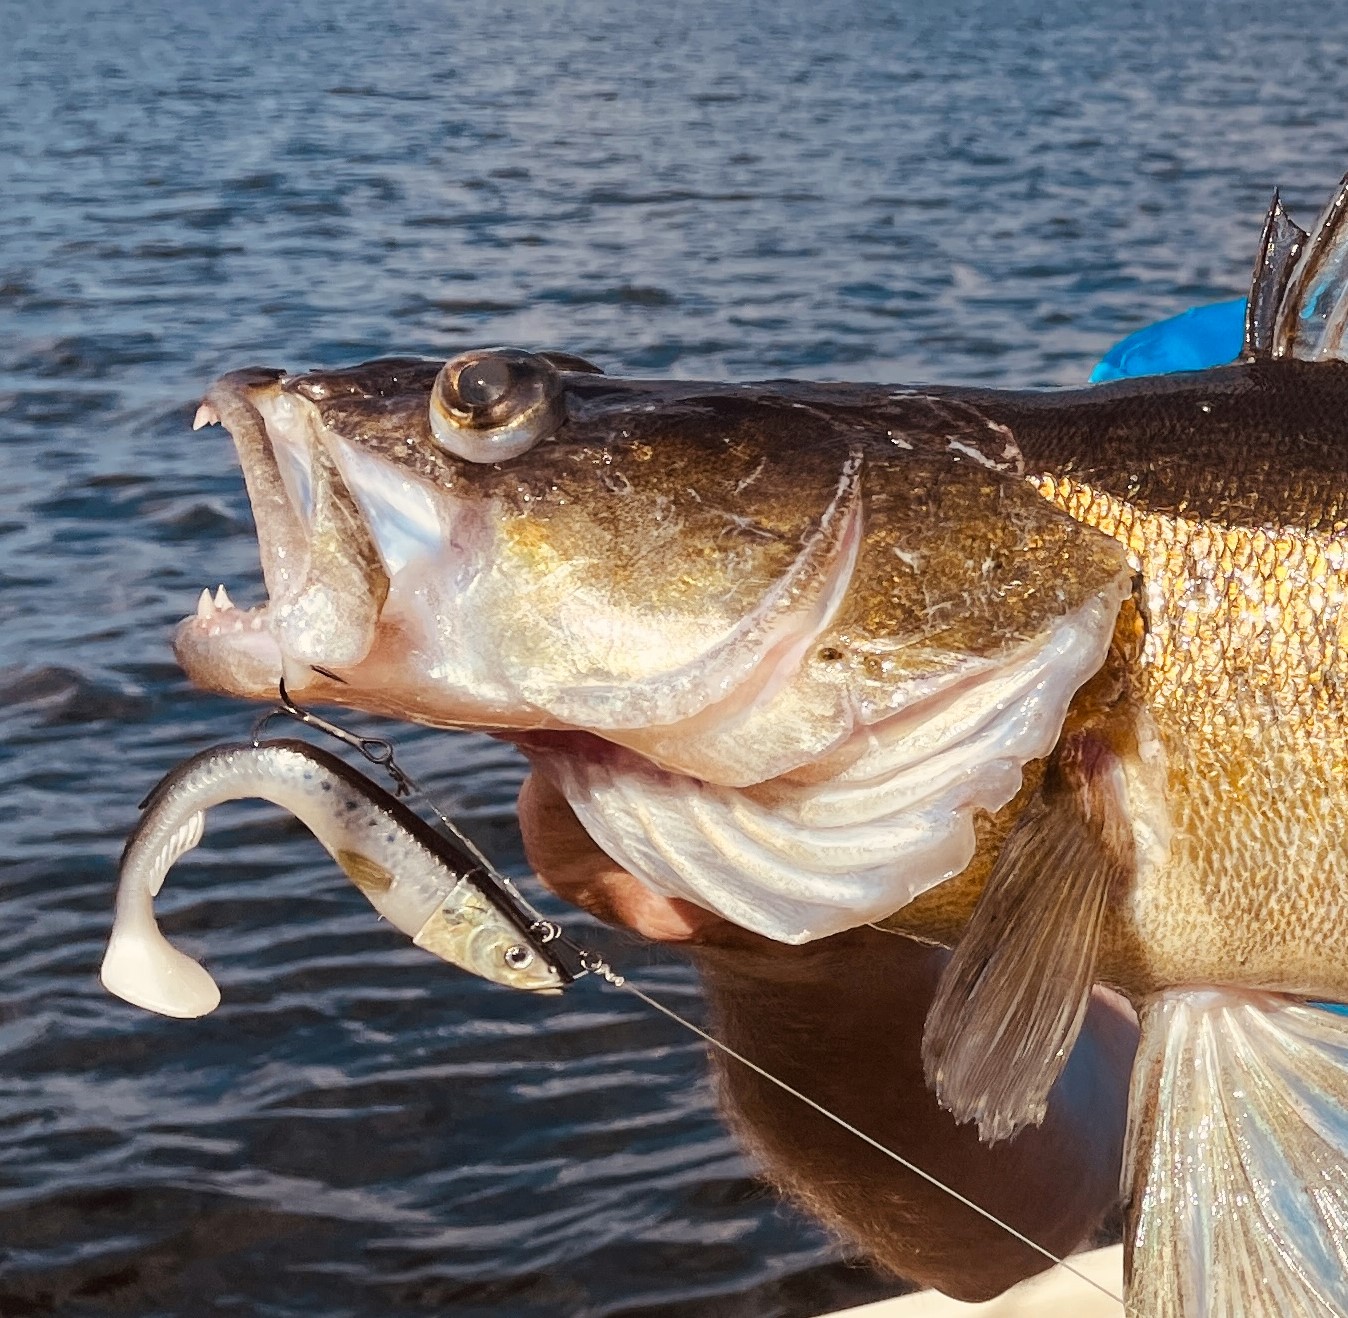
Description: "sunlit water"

(4, 1), (1348, 1313)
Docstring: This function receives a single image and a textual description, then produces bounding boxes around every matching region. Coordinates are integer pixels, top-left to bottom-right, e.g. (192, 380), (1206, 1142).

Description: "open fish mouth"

(175, 364), (418, 707)
(176, 369), (303, 699)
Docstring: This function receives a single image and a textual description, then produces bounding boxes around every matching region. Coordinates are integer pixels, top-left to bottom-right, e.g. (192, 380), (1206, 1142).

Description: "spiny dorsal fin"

(921, 732), (1132, 1144)
(1270, 172), (1348, 362)
(1125, 991), (1348, 1317)
(1243, 189), (1307, 359)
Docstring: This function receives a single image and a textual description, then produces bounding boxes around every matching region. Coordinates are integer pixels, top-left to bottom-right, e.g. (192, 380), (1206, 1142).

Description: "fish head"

(411, 884), (569, 994)
(180, 353), (877, 745)
(181, 348), (1134, 939)
(181, 349), (1127, 771)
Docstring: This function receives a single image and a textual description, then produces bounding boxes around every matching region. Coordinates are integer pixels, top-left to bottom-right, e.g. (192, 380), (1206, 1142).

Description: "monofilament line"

(256, 688), (1124, 1308)
(615, 978), (1126, 1310)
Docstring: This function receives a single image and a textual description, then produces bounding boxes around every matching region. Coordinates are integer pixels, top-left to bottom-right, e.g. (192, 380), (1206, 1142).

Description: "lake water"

(4, 1), (1348, 1313)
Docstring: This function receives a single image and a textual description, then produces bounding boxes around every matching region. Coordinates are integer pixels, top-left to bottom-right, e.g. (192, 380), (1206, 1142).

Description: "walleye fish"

(174, 174), (1348, 1316)
(100, 737), (568, 1016)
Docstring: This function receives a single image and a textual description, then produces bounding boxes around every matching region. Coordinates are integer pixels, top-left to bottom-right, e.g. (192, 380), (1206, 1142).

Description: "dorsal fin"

(1268, 172), (1348, 361)
(1243, 189), (1306, 359)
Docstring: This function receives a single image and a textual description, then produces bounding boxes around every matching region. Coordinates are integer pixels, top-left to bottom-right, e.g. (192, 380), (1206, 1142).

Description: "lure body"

(101, 738), (567, 1017)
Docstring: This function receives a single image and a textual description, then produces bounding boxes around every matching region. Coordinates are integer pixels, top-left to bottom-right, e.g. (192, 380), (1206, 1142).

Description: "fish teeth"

(194, 583), (265, 632)
(192, 402), (221, 431)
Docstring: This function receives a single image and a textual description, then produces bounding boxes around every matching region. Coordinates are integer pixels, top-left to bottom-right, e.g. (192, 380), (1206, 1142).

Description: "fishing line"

(261, 686), (1126, 1308)
(608, 975), (1125, 1309)
(256, 679), (500, 875)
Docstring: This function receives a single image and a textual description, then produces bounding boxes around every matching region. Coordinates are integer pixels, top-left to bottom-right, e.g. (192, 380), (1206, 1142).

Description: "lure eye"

(429, 348), (564, 462)
(503, 944), (535, 972)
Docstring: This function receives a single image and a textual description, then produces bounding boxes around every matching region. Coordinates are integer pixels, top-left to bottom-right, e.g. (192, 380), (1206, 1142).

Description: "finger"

(517, 770), (724, 942)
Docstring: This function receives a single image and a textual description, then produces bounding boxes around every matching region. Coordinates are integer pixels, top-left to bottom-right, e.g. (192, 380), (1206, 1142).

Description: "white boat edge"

(817, 1243), (1124, 1317)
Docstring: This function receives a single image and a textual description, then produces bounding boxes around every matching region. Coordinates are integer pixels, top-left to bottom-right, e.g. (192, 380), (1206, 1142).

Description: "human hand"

(516, 766), (1136, 1301)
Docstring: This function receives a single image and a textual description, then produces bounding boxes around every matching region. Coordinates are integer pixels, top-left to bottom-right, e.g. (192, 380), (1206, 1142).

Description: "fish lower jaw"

(174, 585), (285, 698)
(172, 586), (510, 721)
(177, 578), (384, 698)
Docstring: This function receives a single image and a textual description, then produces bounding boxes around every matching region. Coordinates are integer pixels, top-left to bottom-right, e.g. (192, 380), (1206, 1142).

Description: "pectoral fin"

(921, 732), (1132, 1143)
(1125, 990), (1348, 1318)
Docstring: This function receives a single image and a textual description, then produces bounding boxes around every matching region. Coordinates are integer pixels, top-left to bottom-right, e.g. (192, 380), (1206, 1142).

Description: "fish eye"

(429, 348), (564, 462)
(503, 944), (535, 971)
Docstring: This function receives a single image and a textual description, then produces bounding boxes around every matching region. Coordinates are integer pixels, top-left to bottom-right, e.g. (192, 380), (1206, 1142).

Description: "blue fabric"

(1089, 298), (1246, 382)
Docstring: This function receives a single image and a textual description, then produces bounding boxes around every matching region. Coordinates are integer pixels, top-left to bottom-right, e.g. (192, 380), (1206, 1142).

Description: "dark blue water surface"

(5, 1), (1348, 1314)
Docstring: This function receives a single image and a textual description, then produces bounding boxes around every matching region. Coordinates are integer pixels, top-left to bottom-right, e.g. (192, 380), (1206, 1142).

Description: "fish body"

(170, 179), (1348, 1313)
(101, 738), (567, 1017)
(1031, 365), (1348, 1001)
(874, 358), (1348, 999)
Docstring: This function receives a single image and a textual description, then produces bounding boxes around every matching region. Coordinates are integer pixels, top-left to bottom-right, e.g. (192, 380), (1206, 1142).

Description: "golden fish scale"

(1032, 473), (1348, 1000)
